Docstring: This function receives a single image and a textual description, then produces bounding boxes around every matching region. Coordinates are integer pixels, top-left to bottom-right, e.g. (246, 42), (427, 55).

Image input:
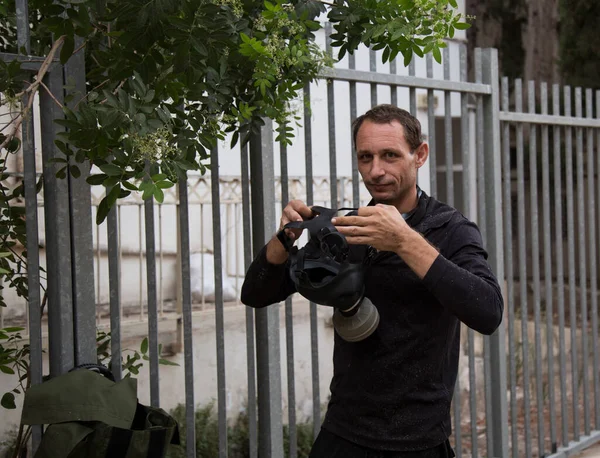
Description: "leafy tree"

(0, 0), (469, 222)
(559, 0), (600, 90)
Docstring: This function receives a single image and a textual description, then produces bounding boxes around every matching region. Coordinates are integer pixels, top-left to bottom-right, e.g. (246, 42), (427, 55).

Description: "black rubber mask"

(284, 206), (364, 312)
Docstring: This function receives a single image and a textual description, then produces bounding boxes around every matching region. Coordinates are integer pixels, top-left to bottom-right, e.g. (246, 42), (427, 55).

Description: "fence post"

(40, 63), (75, 377)
(249, 119), (284, 458)
(63, 35), (97, 366)
(481, 47), (509, 458)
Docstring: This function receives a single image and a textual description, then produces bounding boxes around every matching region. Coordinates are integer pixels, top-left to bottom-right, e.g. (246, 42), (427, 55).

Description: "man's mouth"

(369, 183), (392, 190)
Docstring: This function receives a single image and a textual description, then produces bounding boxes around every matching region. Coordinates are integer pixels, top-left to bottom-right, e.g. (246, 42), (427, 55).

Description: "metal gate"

(2, 2), (600, 458)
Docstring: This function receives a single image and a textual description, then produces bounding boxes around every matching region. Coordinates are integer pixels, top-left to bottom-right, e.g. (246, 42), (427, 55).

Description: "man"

(241, 104), (503, 457)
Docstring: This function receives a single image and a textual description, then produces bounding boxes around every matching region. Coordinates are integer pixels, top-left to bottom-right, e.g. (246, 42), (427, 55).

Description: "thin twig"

(98, 79), (127, 104)
(0, 35), (66, 152)
(72, 39), (87, 57)
(74, 78), (110, 109)
(40, 291), (48, 317)
(39, 80), (64, 109)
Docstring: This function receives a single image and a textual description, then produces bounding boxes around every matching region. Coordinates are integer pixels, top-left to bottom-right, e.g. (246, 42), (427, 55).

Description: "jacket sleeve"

(422, 220), (504, 335)
(240, 243), (297, 308)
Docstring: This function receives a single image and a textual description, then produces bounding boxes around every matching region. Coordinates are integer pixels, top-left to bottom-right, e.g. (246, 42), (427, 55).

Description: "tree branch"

(0, 35), (66, 152)
(39, 80), (64, 109)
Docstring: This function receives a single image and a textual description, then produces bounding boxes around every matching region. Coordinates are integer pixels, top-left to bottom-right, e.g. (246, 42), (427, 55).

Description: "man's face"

(355, 120), (428, 210)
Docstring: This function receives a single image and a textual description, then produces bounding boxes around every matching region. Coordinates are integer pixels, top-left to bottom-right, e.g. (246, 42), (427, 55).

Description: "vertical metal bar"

(370, 48), (377, 106)
(63, 30), (97, 365)
(139, 205), (144, 319)
(304, 84), (321, 438)
(19, 6), (41, 442)
(426, 54), (437, 196)
(280, 136), (297, 458)
(541, 82), (557, 454)
(501, 77), (518, 458)
(515, 78), (532, 458)
(564, 85), (578, 441)
(442, 44), (459, 456)
(480, 48), (508, 458)
(443, 47), (454, 206)
(96, 223), (101, 322)
(325, 25), (338, 208)
(594, 90), (600, 432)
(200, 203), (205, 307)
(178, 180), (196, 458)
(210, 147), (228, 458)
(348, 54), (359, 208)
(235, 202), (240, 304)
(40, 65), (74, 377)
(118, 205), (123, 323)
(107, 205), (121, 381)
(250, 120), (284, 457)
(585, 88), (596, 435)
(528, 81), (545, 457)
(144, 176), (159, 407)
(409, 59), (417, 116)
(576, 87), (590, 436)
(475, 49), (490, 457)
(460, 43), (471, 219)
(158, 204), (164, 317)
(474, 49), (486, 239)
(390, 59), (397, 107)
(459, 44), (470, 458)
(241, 143), (258, 458)
(553, 84), (568, 447)
(15, 0), (31, 54)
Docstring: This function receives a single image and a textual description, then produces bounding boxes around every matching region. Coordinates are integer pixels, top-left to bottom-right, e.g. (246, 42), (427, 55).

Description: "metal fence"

(2, 4), (600, 458)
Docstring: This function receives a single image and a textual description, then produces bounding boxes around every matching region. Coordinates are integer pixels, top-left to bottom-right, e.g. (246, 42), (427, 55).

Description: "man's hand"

(332, 204), (439, 279)
(331, 204), (409, 252)
(266, 200), (313, 264)
(280, 199), (313, 240)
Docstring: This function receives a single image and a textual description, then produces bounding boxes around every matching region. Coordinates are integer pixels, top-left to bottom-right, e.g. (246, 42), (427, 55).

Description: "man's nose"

(370, 158), (385, 178)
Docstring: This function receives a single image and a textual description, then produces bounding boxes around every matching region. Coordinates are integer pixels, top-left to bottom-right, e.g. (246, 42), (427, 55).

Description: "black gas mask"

(282, 206), (379, 342)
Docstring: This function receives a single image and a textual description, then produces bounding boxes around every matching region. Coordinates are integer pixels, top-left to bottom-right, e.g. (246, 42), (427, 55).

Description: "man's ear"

(415, 143), (429, 169)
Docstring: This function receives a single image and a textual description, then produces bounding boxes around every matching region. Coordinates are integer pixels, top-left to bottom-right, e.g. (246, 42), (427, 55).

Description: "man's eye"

(385, 152), (398, 158)
(359, 154), (371, 161)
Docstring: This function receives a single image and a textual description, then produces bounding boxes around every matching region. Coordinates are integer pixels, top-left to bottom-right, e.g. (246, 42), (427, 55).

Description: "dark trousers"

(308, 428), (456, 458)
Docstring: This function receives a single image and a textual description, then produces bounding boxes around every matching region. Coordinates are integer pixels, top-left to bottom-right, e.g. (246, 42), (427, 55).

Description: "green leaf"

(432, 46), (442, 64)
(151, 174), (167, 182)
(122, 181), (139, 191)
(96, 197), (110, 224)
(448, 0), (458, 7)
(1, 327), (24, 333)
(153, 187), (165, 203)
(99, 164), (123, 177)
(60, 35), (75, 65)
(140, 337), (148, 354)
(403, 48), (413, 67)
(87, 174), (107, 186)
(141, 183), (156, 200)
(106, 185), (120, 207)
(70, 165), (81, 178)
(454, 22), (471, 30)
(0, 365), (14, 375)
(1, 392), (16, 409)
(158, 358), (179, 366)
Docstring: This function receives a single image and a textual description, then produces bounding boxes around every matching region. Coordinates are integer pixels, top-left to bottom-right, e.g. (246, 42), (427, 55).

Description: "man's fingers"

(332, 215), (372, 227)
(289, 200), (313, 218)
(356, 206), (381, 216)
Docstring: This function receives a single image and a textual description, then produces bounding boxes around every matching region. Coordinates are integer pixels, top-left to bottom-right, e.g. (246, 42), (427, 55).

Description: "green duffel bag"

(20, 365), (179, 458)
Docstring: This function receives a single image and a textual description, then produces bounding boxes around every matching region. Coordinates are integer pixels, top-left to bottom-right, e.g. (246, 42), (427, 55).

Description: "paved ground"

(574, 444), (600, 457)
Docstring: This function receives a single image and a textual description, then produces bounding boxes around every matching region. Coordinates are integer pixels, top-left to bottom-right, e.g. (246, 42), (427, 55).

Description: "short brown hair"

(352, 104), (423, 152)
